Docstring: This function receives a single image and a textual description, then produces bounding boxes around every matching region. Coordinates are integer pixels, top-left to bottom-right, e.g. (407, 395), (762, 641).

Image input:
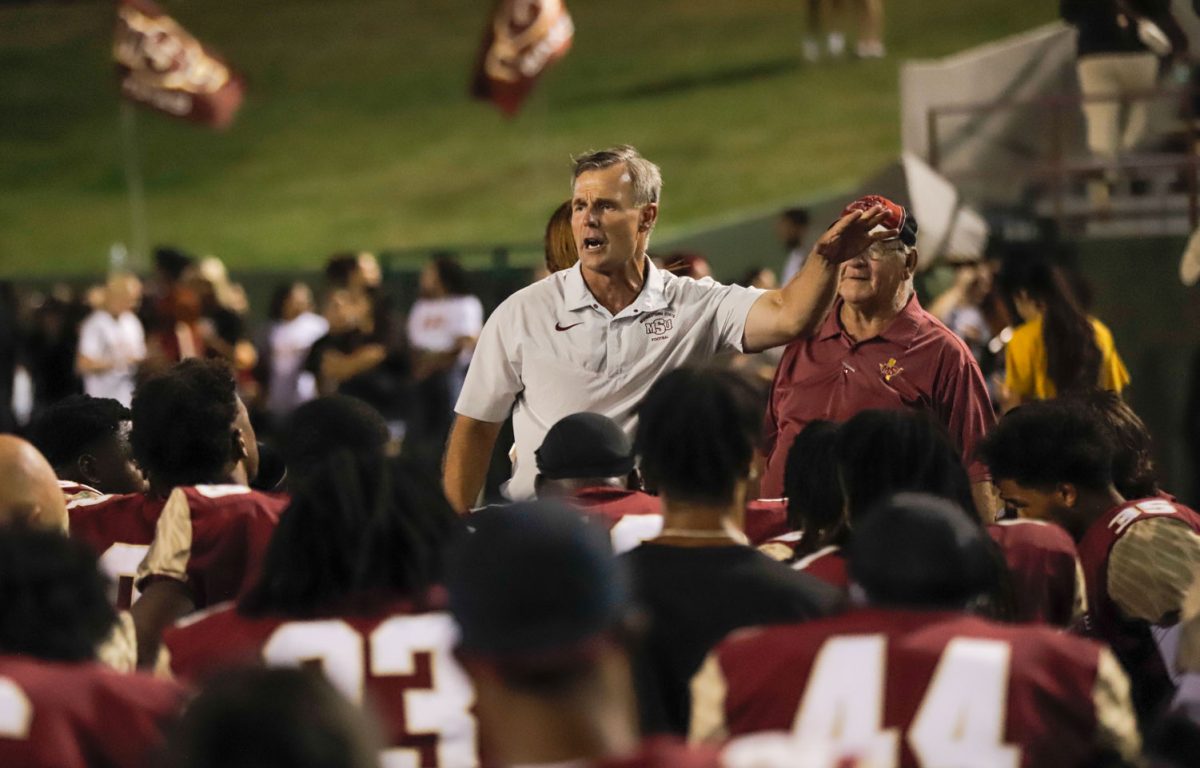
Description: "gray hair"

(571, 145), (662, 207)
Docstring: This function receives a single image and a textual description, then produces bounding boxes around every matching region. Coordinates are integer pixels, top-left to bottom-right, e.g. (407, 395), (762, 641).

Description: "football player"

(689, 493), (1141, 767)
(102, 359), (287, 666)
(979, 398), (1200, 720)
(534, 411), (663, 553)
(447, 501), (721, 768)
(0, 526), (184, 768)
(169, 667), (382, 768)
(65, 359), (273, 613)
(27, 394), (146, 503)
(162, 406), (472, 767)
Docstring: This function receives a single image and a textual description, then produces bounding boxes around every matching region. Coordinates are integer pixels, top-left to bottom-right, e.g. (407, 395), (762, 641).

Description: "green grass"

(0, 0), (1054, 276)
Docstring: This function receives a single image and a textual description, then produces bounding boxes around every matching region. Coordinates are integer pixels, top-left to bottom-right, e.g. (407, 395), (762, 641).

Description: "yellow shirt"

(1005, 315), (1130, 400)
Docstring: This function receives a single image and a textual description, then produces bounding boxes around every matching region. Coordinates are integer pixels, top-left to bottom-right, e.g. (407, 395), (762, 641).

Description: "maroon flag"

(113, 0), (245, 129)
(472, 0), (574, 116)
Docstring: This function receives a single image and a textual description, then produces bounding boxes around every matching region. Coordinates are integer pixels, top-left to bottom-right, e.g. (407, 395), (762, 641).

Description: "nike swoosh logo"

(555, 322), (583, 332)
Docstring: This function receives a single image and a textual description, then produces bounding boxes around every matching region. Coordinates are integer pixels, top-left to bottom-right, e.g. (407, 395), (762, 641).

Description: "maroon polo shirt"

(761, 294), (995, 498)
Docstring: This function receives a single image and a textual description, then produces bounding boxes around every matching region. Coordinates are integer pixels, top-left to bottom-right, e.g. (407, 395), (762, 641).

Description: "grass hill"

(0, 0), (1055, 275)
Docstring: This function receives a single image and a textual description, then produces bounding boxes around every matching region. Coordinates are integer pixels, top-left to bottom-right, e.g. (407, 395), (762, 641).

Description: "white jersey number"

(98, 543), (150, 609)
(793, 636), (1020, 768)
(262, 614), (477, 768)
(0, 677), (32, 740)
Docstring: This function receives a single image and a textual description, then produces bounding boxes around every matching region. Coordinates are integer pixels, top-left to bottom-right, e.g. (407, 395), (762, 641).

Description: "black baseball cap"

(849, 492), (992, 608)
(446, 501), (627, 664)
(535, 412), (635, 480)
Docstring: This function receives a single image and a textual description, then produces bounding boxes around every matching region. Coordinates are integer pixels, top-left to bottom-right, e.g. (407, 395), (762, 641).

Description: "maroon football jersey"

(135, 485), (289, 608)
(568, 487), (664, 555)
(696, 608), (1137, 767)
(164, 598), (477, 768)
(68, 492), (169, 609)
(988, 519), (1082, 628)
(1077, 496), (1200, 716)
(0, 655), (184, 768)
(792, 545), (849, 590)
(744, 499), (789, 546)
(593, 737), (719, 768)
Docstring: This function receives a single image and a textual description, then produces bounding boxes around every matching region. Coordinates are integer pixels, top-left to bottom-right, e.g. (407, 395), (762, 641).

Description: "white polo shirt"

(455, 257), (763, 500)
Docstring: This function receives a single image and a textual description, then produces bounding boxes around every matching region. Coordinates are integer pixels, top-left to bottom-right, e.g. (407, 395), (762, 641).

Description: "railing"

(926, 85), (1200, 231)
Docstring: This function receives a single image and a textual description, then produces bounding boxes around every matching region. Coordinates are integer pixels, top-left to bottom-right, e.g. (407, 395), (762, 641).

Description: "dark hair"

(1003, 261), (1100, 394)
(267, 281), (308, 321)
(240, 455), (460, 618)
(781, 208), (810, 226)
(836, 409), (977, 525)
(850, 493), (994, 609)
(280, 396), (390, 480)
(154, 246), (194, 281)
(131, 359), (238, 488)
(432, 255), (471, 296)
(635, 368), (762, 505)
(27, 394), (130, 471)
(170, 667), (381, 768)
(1069, 390), (1159, 499)
(782, 421), (843, 553)
(324, 252), (360, 288)
(977, 399), (1114, 492)
(0, 526), (116, 661)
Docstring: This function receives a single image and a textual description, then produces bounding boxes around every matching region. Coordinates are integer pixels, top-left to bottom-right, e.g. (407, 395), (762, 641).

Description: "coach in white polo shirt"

(443, 145), (895, 511)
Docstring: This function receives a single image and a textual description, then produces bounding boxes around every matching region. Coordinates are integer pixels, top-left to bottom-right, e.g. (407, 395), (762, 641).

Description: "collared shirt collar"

(822, 292), (925, 349)
(562, 256), (669, 315)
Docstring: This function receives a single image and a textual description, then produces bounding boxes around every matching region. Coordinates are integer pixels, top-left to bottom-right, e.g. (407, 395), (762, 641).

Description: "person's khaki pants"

(1077, 52), (1160, 167)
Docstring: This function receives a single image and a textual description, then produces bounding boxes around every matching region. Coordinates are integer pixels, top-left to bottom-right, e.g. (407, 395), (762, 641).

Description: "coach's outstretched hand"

(813, 205), (899, 265)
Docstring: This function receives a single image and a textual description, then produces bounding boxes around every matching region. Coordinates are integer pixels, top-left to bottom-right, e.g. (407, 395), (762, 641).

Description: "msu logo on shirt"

(641, 310), (676, 341)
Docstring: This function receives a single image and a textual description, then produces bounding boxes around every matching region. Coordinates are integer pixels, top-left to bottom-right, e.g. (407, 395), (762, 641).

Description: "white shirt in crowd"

(455, 258), (762, 501)
(406, 295), (484, 369)
(77, 310), (146, 406)
(265, 311), (329, 418)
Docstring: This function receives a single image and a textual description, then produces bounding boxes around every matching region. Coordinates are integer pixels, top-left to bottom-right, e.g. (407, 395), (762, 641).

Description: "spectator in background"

(193, 256), (257, 389)
(76, 272), (145, 407)
(854, 0), (886, 57)
(544, 200), (578, 274)
(778, 207), (811, 283)
(306, 288), (409, 433)
(1061, 0), (1178, 206)
(659, 251), (712, 279)
(144, 246), (205, 365)
(260, 281), (328, 426)
(803, 0), (847, 61)
(407, 255), (483, 442)
(928, 253), (994, 364)
(25, 286), (86, 416)
(1000, 260), (1129, 409)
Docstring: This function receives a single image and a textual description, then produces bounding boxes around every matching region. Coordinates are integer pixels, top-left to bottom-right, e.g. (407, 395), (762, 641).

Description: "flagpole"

(118, 100), (150, 270)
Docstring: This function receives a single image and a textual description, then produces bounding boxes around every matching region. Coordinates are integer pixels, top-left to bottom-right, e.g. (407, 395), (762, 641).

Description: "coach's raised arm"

(442, 145), (895, 513)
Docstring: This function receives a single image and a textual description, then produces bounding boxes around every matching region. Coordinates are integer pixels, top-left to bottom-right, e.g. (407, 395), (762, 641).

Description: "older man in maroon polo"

(760, 196), (997, 518)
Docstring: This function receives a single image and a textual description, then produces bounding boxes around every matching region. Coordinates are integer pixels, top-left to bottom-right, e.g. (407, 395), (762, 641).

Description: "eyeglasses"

(863, 241), (909, 260)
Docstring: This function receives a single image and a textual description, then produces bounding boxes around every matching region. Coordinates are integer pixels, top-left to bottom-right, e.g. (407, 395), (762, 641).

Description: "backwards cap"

(536, 412), (635, 480)
(839, 194), (918, 248)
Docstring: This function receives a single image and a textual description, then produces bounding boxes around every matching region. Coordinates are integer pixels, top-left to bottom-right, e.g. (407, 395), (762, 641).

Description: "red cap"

(839, 195), (918, 246)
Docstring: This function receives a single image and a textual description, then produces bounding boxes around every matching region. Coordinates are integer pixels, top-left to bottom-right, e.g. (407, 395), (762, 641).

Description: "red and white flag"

(471, 0), (574, 117)
(113, 0), (245, 129)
